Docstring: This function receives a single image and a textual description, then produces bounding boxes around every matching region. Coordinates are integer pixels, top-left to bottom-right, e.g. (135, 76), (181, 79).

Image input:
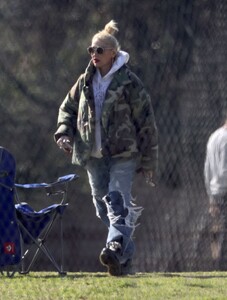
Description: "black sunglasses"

(87, 46), (113, 55)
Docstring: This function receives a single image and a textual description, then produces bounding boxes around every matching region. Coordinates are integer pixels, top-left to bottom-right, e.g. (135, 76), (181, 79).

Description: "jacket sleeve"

(54, 76), (82, 142)
(128, 73), (158, 174)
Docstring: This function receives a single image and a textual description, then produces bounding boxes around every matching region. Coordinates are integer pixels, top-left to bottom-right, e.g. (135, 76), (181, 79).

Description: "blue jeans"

(208, 195), (227, 263)
(85, 157), (142, 264)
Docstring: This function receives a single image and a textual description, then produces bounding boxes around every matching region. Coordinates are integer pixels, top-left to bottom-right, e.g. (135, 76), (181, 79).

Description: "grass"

(0, 271), (227, 300)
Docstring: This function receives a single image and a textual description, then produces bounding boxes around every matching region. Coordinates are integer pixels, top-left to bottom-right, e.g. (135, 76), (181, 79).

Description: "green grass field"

(0, 272), (227, 300)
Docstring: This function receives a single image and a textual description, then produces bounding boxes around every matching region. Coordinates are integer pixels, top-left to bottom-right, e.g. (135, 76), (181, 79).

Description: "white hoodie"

(91, 50), (129, 158)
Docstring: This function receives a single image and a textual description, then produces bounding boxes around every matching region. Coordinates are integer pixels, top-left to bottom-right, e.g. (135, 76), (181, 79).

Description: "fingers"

(57, 136), (73, 154)
(143, 170), (155, 187)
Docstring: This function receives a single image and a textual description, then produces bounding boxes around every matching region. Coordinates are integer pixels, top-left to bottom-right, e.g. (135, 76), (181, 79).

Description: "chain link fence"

(1, 0), (227, 273)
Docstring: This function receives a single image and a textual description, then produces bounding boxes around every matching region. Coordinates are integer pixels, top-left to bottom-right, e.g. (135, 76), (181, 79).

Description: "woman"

(54, 20), (158, 276)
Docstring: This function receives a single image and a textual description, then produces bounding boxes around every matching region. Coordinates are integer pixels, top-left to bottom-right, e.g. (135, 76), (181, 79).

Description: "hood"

(84, 50), (129, 84)
(95, 50), (129, 82)
(103, 50), (129, 79)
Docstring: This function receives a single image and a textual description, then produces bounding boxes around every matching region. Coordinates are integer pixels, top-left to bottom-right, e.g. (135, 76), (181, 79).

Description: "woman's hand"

(57, 135), (73, 154)
(142, 170), (155, 187)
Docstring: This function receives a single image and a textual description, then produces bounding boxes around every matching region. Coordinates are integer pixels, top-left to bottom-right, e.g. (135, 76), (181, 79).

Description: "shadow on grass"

(6, 271), (227, 280)
(23, 272), (109, 279)
(160, 272), (227, 279)
(22, 271), (154, 279)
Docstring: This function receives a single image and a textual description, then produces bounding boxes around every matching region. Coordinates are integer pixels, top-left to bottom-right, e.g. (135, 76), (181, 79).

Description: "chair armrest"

(15, 173), (79, 189)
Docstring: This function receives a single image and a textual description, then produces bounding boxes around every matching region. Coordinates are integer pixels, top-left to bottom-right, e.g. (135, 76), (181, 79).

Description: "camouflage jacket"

(55, 62), (158, 172)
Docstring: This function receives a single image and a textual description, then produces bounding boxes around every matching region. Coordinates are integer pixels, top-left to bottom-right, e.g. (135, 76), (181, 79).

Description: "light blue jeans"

(85, 157), (142, 264)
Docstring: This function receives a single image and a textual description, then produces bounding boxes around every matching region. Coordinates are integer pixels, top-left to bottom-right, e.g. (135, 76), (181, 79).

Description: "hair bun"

(104, 20), (119, 36)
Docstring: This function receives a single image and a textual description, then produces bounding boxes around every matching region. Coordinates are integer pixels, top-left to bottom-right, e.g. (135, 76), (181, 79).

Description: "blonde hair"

(92, 20), (120, 51)
(104, 20), (119, 35)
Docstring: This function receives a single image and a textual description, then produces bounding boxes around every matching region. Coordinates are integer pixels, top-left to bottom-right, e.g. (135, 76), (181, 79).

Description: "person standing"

(204, 113), (227, 267)
(54, 20), (158, 276)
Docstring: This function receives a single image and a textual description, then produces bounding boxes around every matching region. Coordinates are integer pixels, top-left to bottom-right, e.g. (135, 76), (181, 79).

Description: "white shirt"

(204, 126), (227, 196)
(91, 51), (129, 157)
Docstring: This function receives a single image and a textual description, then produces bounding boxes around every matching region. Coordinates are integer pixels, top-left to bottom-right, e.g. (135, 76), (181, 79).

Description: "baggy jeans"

(208, 194), (227, 264)
(85, 157), (143, 264)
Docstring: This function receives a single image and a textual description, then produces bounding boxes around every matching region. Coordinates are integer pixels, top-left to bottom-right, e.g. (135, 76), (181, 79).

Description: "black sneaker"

(121, 259), (135, 275)
(99, 247), (121, 276)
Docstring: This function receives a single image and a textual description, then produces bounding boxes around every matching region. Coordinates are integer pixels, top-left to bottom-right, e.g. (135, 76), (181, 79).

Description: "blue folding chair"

(0, 147), (21, 277)
(0, 146), (78, 276)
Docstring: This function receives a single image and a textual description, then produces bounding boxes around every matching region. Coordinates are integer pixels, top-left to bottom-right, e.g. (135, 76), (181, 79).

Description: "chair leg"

(20, 246), (42, 275)
(0, 266), (18, 277)
(60, 214), (66, 275)
(19, 212), (67, 276)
